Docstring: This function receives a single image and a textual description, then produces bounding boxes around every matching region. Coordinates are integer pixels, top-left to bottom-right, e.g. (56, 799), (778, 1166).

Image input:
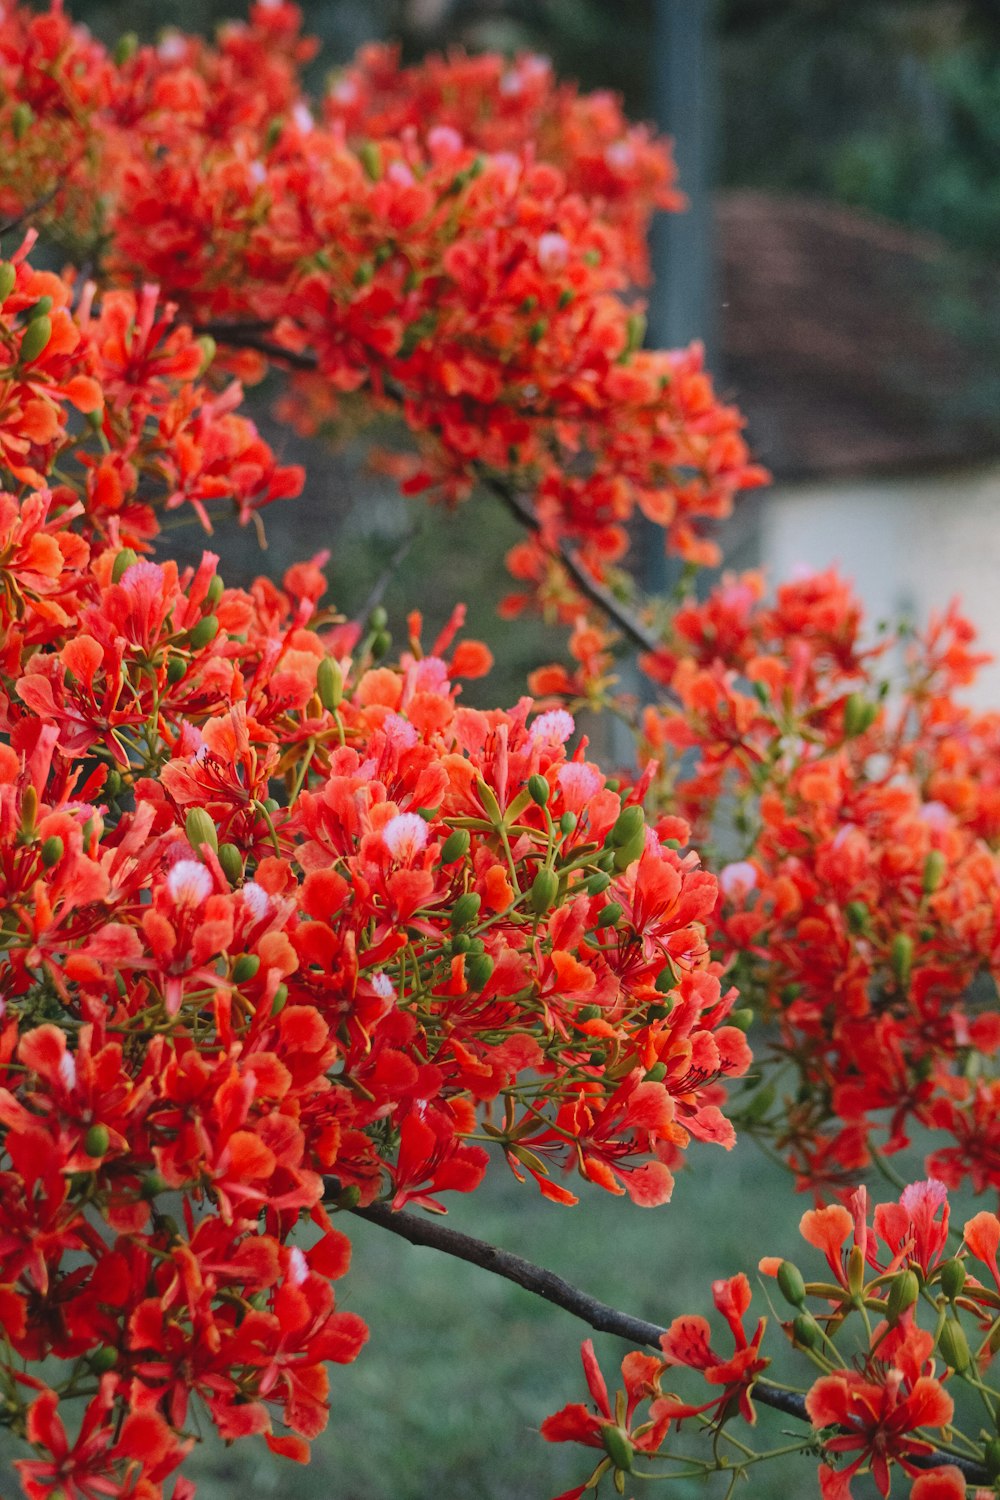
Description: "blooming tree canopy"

(1, 5), (999, 1499)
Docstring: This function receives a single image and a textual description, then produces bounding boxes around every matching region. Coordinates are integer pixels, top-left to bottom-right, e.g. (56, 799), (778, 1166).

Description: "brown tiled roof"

(717, 190), (1000, 481)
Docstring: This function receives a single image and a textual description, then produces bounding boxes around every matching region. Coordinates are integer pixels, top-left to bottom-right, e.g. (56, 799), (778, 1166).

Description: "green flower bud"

(610, 804), (644, 848)
(654, 968), (675, 994)
(40, 835), (64, 868)
(83, 1123), (109, 1158)
(439, 828), (471, 865)
(466, 953), (494, 990)
(368, 604), (388, 631)
(597, 902), (623, 929)
(25, 295), (53, 321)
(528, 774), (550, 806)
(317, 656), (343, 710)
(166, 654), (186, 684)
(886, 1269), (920, 1324)
(0, 263), (16, 304)
(937, 1315), (971, 1372)
(218, 843), (243, 884)
(578, 1005), (601, 1023)
(11, 103), (33, 140)
(792, 1313), (821, 1349)
(922, 848), (946, 895)
(613, 827), (646, 872)
(450, 892), (482, 930)
(188, 613), (220, 650)
(646, 1001), (673, 1021)
(185, 807), (218, 855)
(19, 314), (51, 364)
(111, 547), (139, 584)
(939, 1258), (966, 1302)
(232, 954), (260, 984)
(113, 31), (138, 65)
(270, 982), (289, 1017)
(359, 141), (382, 180)
(559, 812), (577, 836)
(196, 334), (217, 375)
(891, 932), (913, 988)
(845, 901), (869, 933)
(141, 1171), (168, 1199)
(206, 573), (224, 607)
(645, 1061), (667, 1082)
(371, 629), (391, 659)
(89, 1345), (118, 1372)
(585, 871), (611, 896)
(529, 867), (559, 914)
(985, 1437), (1000, 1481)
(776, 1261), (807, 1308)
(600, 1426), (634, 1474)
(843, 692), (877, 738)
(729, 1007), (754, 1032)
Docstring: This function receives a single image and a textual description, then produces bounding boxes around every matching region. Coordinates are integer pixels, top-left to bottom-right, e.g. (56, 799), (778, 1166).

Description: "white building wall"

(759, 463), (1000, 708)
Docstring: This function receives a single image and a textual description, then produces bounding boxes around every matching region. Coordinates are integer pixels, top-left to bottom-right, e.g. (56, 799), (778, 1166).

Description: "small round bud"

(937, 1315), (971, 1372)
(166, 655), (186, 684)
(19, 314), (52, 364)
(141, 1171), (168, 1199)
(218, 843), (243, 884)
(528, 774), (550, 806)
(317, 656), (343, 711)
(886, 1269), (920, 1324)
(40, 835), (64, 868)
(610, 805), (644, 848)
(645, 1062), (667, 1082)
(270, 983), (288, 1017)
(185, 807), (218, 855)
(585, 871), (611, 896)
(891, 933), (914, 988)
(529, 868), (559, 914)
(0, 264), (16, 304)
(939, 1258), (966, 1302)
(776, 1261), (806, 1308)
(112, 547), (139, 584)
(89, 1345), (118, 1372)
(792, 1313), (821, 1349)
(188, 614), (220, 650)
(466, 953), (495, 991)
(206, 573), (224, 607)
(232, 954), (261, 985)
(83, 1123), (110, 1159)
(439, 829), (471, 865)
(450, 892), (482, 930)
(596, 902), (623, 929)
(729, 1008), (754, 1032)
(368, 604), (388, 631)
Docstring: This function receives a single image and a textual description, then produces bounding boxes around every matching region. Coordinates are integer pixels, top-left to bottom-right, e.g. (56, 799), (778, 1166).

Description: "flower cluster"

(0, 244), (749, 1497)
(546, 1180), (999, 1500)
(0, 0), (764, 585)
(529, 566), (1000, 1197)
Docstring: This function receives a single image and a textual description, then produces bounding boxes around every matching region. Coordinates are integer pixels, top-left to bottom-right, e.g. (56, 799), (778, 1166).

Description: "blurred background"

(3, 4), (1000, 1498)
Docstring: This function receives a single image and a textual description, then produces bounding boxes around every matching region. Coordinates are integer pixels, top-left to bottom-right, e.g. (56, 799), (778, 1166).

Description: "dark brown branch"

(203, 322), (668, 661)
(480, 473), (663, 657)
(348, 1199), (989, 1484)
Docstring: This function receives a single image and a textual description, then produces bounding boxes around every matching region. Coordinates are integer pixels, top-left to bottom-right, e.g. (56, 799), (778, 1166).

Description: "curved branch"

(348, 1199), (989, 1484)
(202, 321), (667, 659)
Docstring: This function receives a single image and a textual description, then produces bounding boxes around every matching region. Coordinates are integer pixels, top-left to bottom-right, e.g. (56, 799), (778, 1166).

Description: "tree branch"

(202, 322), (668, 660)
(348, 1199), (989, 1484)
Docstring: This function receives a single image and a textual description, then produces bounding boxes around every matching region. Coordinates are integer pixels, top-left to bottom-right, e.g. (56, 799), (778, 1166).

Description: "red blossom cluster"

(532, 566), (1000, 1198)
(0, 0), (764, 582)
(547, 1179), (1000, 1500)
(0, 240), (749, 1497)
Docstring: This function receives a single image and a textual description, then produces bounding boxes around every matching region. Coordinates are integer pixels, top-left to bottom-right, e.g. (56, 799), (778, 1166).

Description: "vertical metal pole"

(642, 0), (718, 596)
